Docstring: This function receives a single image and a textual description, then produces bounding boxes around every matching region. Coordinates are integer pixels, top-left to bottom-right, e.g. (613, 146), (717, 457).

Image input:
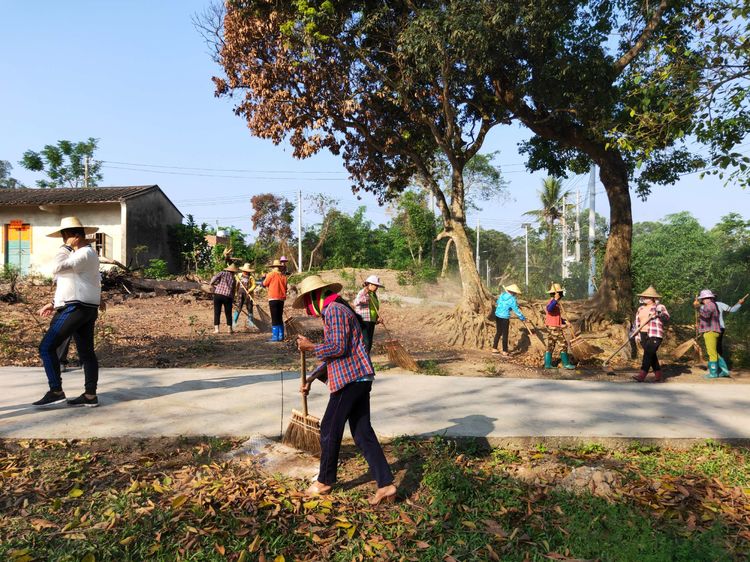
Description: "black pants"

(213, 294), (233, 326)
(493, 317), (510, 352)
(639, 333), (663, 373)
(39, 304), (99, 394)
(318, 381), (393, 488)
(269, 299), (284, 327)
(363, 321), (376, 354)
(237, 294), (254, 315)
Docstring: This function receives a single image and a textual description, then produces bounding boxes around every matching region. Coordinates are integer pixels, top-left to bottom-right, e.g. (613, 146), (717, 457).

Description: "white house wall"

(0, 204), (122, 277)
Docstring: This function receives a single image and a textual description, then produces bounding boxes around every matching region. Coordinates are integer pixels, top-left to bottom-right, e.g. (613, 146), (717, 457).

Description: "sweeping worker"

(234, 263), (257, 329)
(35, 217), (104, 407)
(210, 263), (238, 334)
(693, 289), (728, 378)
(295, 275), (397, 506)
(543, 283), (575, 369)
(492, 284), (526, 357)
(631, 286), (670, 382)
(262, 259), (288, 342)
(353, 274), (384, 354)
(716, 293), (745, 366)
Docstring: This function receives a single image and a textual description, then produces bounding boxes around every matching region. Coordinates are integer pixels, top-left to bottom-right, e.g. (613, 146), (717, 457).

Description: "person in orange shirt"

(262, 259), (288, 342)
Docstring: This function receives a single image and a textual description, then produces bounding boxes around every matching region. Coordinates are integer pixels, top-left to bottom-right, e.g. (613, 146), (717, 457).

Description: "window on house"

(94, 233), (113, 259)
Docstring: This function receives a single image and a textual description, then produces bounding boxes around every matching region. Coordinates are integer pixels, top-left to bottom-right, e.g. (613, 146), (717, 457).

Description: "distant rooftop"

(0, 185), (159, 205)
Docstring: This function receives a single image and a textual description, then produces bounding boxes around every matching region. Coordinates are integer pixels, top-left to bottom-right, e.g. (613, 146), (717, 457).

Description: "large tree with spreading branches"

(207, 0), (748, 344)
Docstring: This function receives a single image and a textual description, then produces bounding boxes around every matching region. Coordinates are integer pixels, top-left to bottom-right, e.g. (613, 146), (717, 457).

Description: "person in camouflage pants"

(543, 283), (575, 370)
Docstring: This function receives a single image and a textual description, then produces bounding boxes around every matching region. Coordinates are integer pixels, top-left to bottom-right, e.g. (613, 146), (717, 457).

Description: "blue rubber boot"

(543, 352), (554, 369)
(717, 356), (730, 377)
(560, 352), (575, 370)
(279, 324), (285, 341)
(704, 361), (719, 379)
(268, 326), (279, 342)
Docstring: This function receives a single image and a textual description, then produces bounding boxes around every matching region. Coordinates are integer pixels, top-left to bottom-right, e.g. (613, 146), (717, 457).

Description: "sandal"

(491, 349), (500, 354)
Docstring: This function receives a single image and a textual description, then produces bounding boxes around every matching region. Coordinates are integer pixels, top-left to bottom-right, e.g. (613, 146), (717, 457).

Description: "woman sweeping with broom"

(693, 289), (729, 378)
(353, 274), (384, 354)
(294, 275), (397, 506)
(632, 286), (670, 382)
(492, 283), (526, 357)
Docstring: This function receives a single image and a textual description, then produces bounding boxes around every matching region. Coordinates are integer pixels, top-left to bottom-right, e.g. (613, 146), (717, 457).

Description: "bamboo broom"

(380, 320), (419, 371)
(672, 310), (702, 360)
(282, 351), (321, 456)
(557, 302), (599, 360)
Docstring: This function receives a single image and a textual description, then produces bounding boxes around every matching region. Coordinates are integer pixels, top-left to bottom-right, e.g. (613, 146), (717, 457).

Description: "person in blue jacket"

(492, 284), (526, 357)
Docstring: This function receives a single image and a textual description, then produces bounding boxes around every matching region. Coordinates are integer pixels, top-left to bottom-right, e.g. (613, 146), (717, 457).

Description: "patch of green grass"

(417, 359), (449, 376)
(481, 360), (502, 376)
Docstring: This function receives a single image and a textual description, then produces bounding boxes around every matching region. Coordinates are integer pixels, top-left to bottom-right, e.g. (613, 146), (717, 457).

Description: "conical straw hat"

(504, 283), (522, 295)
(547, 283), (565, 294)
(292, 275), (343, 309)
(637, 285), (661, 299)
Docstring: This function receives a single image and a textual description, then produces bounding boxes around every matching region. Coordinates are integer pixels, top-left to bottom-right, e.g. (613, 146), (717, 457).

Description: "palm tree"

(523, 177), (569, 253)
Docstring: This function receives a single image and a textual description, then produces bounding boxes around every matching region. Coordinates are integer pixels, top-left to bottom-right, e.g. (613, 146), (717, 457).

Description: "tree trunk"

(440, 237), (453, 278)
(586, 153), (633, 319)
(443, 221), (493, 348)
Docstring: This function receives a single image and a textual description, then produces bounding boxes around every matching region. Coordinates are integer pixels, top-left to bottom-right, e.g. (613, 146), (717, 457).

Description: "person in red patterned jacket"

(693, 289), (727, 379)
(294, 275), (397, 506)
(631, 286), (670, 383)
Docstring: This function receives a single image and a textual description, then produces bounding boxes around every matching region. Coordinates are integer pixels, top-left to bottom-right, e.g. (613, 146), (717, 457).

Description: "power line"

(102, 160), (348, 174)
(101, 164), (350, 181)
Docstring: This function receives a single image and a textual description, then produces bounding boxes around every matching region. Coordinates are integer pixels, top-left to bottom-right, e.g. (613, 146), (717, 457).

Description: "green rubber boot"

(543, 352), (554, 369)
(717, 356), (731, 377)
(560, 351), (576, 370)
(705, 361), (719, 379)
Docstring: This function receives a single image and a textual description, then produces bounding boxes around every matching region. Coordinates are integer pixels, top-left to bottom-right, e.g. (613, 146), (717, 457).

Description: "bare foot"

(305, 481), (332, 496)
(368, 484), (397, 506)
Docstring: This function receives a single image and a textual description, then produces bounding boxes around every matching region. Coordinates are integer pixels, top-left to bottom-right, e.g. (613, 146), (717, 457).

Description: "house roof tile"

(0, 185), (159, 205)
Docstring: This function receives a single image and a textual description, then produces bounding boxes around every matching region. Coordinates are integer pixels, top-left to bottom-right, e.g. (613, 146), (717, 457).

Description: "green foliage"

(0, 160), (22, 189)
(19, 138), (102, 188)
(143, 259), (170, 280)
(396, 264), (438, 286)
(417, 359), (448, 376)
(168, 215), (212, 274)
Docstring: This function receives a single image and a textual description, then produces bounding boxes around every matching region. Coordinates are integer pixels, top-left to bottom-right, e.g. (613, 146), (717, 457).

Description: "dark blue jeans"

(39, 304), (99, 394)
(318, 380), (393, 488)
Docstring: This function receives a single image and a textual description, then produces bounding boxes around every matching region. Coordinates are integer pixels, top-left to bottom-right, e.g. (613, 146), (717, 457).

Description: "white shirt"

(716, 301), (742, 329)
(52, 245), (101, 308)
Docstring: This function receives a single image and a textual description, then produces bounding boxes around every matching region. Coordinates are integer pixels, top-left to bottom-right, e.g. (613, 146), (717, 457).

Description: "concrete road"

(1, 367), (749, 443)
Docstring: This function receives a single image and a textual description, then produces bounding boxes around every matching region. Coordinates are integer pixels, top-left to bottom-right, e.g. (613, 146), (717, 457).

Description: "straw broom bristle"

(570, 337), (601, 360)
(385, 340), (419, 371)
(672, 337), (699, 359)
(282, 409), (321, 456)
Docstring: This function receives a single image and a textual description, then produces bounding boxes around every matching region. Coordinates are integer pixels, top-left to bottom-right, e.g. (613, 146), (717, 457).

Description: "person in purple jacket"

(693, 289), (728, 378)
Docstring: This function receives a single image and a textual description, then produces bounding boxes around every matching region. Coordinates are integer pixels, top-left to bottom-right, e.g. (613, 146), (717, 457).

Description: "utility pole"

(588, 164), (596, 296)
(475, 218), (480, 270)
(522, 223), (530, 289)
(297, 190), (303, 273)
(575, 189), (581, 263)
(561, 194), (567, 279)
(84, 156), (89, 188)
(486, 261), (490, 287)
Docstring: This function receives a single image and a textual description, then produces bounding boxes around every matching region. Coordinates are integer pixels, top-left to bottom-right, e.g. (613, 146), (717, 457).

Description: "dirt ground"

(1, 268), (747, 384)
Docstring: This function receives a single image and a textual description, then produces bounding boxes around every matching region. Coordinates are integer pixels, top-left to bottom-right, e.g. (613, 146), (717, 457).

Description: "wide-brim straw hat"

(698, 289), (715, 300)
(224, 263), (240, 273)
(269, 259), (284, 268)
(46, 216), (99, 238)
(637, 285), (662, 299)
(364, 274), (385, 288)
(239, 263), (255, 273)
(504, 283), (522, 295)
(292, 275), (343, 309)
(547, 283), (565, 294)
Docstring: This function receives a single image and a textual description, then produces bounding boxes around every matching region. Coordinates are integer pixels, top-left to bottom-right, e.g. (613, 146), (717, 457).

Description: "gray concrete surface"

(1, 367), (749, 442)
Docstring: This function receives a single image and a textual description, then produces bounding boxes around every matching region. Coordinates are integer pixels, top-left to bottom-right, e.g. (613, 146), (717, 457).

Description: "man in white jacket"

(34, 217), (104, 407)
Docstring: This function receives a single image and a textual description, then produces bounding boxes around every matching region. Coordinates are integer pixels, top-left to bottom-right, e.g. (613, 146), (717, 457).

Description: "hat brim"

(292, 281), (343, 308)
(46, 226), (99, 238)
(239, 267), (254, 273)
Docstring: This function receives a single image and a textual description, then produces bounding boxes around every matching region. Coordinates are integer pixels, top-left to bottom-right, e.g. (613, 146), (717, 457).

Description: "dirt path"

(1, 274), (747, 384)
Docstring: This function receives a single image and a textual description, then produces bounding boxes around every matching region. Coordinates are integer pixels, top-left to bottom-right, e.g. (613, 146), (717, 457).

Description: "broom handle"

(521, 319), (546, 347)
(300, 351), (309, 416)
(556, 302), (576, 343)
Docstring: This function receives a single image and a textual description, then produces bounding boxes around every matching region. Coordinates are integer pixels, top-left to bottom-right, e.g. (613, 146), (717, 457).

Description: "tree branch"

(613, 0), (669, 74)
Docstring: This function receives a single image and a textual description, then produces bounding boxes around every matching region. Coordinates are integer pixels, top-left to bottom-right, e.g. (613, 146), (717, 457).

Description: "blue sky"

(1, 1), (747, 242)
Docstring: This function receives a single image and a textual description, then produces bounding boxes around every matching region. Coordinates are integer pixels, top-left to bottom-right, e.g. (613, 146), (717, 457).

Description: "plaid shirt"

(210, 270), (236, 298)
(634, 303), (670, 338)
(354, 288), (379, 322)
(698, 300), (722, 334)
(313, 301), (374, 393)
